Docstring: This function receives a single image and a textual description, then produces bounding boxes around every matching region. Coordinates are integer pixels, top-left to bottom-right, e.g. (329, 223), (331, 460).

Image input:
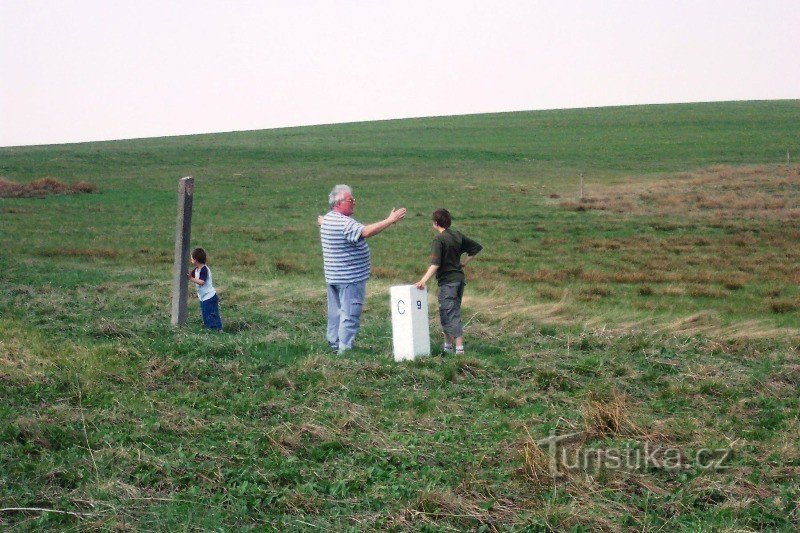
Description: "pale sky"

(1, 0), (798, 147)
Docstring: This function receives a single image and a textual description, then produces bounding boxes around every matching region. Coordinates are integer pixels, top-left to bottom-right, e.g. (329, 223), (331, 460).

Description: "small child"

(415, 209), (482, 355)
(187, 247), (223, 331)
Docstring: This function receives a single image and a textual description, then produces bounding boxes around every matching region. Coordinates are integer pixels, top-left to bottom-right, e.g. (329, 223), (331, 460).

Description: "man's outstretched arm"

(362, 207), (407, 238)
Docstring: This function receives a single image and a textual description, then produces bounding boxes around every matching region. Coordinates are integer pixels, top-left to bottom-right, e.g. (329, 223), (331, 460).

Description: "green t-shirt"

(430, 228), (483, 284)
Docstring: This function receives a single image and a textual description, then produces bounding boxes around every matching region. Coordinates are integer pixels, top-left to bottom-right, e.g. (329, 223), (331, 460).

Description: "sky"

(1, 0), (798, 147)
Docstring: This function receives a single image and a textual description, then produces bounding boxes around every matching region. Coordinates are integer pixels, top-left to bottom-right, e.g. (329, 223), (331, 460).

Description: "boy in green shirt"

(415, 208), (482, 355)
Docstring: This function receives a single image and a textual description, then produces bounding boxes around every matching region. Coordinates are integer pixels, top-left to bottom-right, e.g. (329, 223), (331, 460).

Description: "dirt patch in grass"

(0, 177), (99, 198)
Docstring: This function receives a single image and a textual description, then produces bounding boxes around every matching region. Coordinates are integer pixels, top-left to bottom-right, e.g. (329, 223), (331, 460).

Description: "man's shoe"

(455, 346), (465, 355)
(442, 343), (455, 354)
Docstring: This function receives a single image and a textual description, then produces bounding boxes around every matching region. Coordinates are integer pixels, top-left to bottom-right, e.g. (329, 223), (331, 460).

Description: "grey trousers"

(326, 280), (367, 353)
(438, 281), (466, 337)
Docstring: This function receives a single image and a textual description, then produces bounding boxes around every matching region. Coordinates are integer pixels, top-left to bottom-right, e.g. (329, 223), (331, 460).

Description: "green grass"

(1, 100), (799, 530)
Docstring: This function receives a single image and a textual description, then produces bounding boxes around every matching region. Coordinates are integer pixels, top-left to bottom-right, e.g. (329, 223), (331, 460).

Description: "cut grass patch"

(0, 177), (98, 198)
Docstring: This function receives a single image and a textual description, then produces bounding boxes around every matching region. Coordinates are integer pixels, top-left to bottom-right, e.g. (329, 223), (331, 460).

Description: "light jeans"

(326, 280), (367, 353)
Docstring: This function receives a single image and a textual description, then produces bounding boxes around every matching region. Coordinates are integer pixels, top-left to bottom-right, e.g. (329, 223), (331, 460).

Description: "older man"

(320, 184), (406, 354)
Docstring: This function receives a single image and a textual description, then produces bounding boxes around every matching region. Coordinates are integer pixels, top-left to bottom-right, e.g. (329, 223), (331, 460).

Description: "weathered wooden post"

(579, 173), (585, 201)
(171, 177), (194, 326)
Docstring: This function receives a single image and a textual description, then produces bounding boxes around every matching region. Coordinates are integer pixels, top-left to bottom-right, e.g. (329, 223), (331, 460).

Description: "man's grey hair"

(329, 184), (352, 208)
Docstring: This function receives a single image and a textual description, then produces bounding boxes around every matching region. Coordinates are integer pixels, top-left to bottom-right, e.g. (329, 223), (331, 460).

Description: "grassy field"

(1, 100), (799, 530)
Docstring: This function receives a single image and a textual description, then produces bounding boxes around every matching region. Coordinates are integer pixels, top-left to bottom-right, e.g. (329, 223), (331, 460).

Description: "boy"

(187, 247), (223, 331)
(415, 209), (482, 355)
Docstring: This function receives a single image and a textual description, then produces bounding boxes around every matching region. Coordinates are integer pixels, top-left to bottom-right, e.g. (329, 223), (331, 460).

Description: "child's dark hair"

(191, 247), (207, 264)
(432, 208), (452, 229)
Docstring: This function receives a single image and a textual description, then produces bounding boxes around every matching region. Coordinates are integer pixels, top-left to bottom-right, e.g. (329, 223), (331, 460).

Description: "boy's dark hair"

(432, 208), (452, 229)
(191, 247), (207, 264)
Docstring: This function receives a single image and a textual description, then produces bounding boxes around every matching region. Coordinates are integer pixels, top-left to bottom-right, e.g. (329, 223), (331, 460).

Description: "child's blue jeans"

(199, 294), (223, 331)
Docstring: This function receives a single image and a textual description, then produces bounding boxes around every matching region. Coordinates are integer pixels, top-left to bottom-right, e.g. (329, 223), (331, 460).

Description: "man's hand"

(415, 280), (426, 290)
(317, 215), (324, 226)
(362, 207), (407, 238)
(388, 207), (407, 224)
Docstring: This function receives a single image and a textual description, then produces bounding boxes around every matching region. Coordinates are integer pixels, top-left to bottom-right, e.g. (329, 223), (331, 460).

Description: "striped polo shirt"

(320, 211), (371, 284)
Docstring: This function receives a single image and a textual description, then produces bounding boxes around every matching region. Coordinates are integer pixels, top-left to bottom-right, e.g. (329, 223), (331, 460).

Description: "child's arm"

(416, 238), (443, 289)
(187, 267), (207, 285)
(460, 235), (482, 269)
(415, 265), (438, 289)
(461, 254), (477, 268)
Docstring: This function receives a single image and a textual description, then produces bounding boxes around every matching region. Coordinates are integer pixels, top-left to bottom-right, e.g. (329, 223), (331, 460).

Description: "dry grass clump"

(535, 286), (563, 301)
(559, 164), (800, 219)
(503, 267), (582, 284)
(520, 438), (555, 490)
(39, 248), (120, 260)
(719, 273), (747, 290)
(0, 176), (99, 198)
(71, 180), (99, 193)
(410, 490), (480, 518)
(238, 251), (257, 266)
(0, 336), (54, 385)
(769, 298), (798, 314)
(372, 266), (403, 279)
(274, 258), (309, 274)
(688, 285), (727, 299)
(584, 285), (612, 297)
(582, 392), (642, 439)
(93, 319), (134, 339)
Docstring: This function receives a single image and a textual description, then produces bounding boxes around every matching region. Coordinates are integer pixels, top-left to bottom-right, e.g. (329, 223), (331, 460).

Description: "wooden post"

(171, 177), (194, 326)
(579, 173), (585, 201)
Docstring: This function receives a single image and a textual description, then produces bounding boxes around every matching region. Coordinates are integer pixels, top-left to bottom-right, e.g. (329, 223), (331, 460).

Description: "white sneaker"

(455, 346), (465, 355)
(442, 343), (454, 354)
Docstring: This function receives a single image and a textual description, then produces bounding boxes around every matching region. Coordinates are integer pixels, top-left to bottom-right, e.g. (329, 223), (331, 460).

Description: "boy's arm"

(459, 235), (481, 269)
(187, 267), (207, 285)
(461, 235), (483, 257)
(415, 265), (438, 289)
(416, 238), (442, 289)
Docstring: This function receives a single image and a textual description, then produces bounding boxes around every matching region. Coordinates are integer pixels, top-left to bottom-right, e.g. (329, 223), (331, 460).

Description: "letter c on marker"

(397, 300), (406, 315)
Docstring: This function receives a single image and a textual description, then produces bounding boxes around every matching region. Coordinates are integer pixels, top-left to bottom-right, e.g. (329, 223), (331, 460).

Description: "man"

(414, 208), (482, 355)
(320, 184), (406, 354)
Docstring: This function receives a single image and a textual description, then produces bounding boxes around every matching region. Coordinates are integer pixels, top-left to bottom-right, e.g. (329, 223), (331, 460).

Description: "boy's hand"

(415, 280), (426, 290)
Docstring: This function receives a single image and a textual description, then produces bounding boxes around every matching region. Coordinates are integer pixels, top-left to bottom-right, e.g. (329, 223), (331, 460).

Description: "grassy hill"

(1, 100), (799, 529)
